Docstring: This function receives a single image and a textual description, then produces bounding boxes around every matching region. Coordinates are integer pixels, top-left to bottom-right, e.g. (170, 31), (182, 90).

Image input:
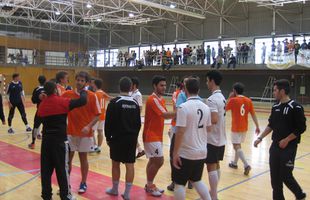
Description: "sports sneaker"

(229, 162), (238, 169)
(144, 184), (164, 197)
(187, 181), (193, 189)
(94, 147), (101, 153)
(8, 128), (14, 134)
(26, 127), (32, 132)
(244, 165), (251, 176)
(167, 182), (174, 191)
(37, 134), (42, 140)
(136, 150), (145, 158)
(105, 188), (118, 196)
(296, 192), (306, 200)
(78, 182), (87, 194)
(28, 143), (35, 149)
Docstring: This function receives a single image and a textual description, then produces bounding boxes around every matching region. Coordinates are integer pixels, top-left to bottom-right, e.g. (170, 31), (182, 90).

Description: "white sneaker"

(144, 184), (164, 197)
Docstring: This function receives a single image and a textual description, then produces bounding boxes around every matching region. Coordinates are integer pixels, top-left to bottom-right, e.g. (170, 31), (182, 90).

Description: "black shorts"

(109, 138), (137, 163)
(205, 144), (225, 164)
(172, 157), (205, 186)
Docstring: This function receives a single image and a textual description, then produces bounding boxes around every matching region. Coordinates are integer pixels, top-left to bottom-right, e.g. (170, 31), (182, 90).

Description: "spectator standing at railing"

(167, 48), (172, 65)
(211, 47), (216, 64)
(301, 40), (308, 50)
(33, 49), (38, 65)
(241, 43), (249, 64)
(85, 51), (90, 66)
(191, 46), (197, 65)
(183, 45), (190, 65)
(177, 48), (182, 65)
(307, 39), (310, 49)
(197, 45), (205, 65)
(172, 48), (178, 65)
(206, 45), (211, 65)
(294, 40), (300, 64)
(283, 38), (289, 53)
(288, 40), (294, 53)
(117, 51), (123, 66)
(261, 42), (267, 64)
(93, 51), (97, 68)
(124, 51), (129, 67)
(236, 43), (242, 64)
(248, 43), (255, 63)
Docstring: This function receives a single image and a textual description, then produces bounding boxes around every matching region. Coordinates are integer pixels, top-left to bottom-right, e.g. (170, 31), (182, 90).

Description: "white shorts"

(231, 132), (247, 144)
(144, 142), (163, 158)
(68, 135), (94, 152)
(92, 120), (105, 131)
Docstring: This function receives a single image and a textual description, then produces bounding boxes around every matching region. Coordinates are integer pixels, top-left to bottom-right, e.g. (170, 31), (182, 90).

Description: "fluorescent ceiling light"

(129, 0), (205, 19)
(170, 4), (176, 8)
(96, 18), (102, 22)
(55, 10), (60, 15)
(86, 2), (92, 8)
(129, 13), (134, 17)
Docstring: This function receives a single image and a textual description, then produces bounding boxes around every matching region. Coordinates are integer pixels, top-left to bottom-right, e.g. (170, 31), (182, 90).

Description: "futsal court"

(0, 98), (309, 200)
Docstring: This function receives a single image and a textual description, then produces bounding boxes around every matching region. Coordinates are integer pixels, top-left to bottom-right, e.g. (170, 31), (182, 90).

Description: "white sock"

(193, 181), (211, 200)
(33, 128), (39, 137)
(233, 149), (239, 164)
(174, 184), (186, 200)
(26, 124), (30, 129)
(208, 170), (218, 200)
(237, 149), (248, 167)
(217, 169), (221, 181)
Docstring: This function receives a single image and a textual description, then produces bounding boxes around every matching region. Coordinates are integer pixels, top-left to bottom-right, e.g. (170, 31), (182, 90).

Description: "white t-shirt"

(176, 96), (212, 160)
(130, 89), (143, 107)
(206, 90), (226, 147)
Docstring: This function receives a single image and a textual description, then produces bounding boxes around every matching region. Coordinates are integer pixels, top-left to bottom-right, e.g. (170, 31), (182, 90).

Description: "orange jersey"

(143, 93), (167, 142)
(226, 95), (255, 133)
(166, 50), (172, 58)
(171, 89), (181, 126)
(57, 84), (66, 96)
(62, 90), (101, 137)
(95, 90), (109, 121)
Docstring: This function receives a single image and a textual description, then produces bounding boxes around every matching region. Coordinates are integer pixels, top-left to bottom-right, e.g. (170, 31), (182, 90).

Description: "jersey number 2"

(197, 109), (204, 129)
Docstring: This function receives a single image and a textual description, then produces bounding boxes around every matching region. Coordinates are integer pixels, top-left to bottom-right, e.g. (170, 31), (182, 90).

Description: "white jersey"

(130, 89), (143, 107)
(176, 96), (212, 160)
(206, 90), (226, 146)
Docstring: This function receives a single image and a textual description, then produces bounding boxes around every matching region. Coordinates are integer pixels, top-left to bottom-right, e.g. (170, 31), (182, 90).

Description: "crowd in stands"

(117, 43), (256, 70)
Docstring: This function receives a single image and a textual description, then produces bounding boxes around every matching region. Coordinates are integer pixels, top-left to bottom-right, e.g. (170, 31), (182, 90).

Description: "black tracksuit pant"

(169, 134), (176, 182)
(269, 143), (304, 200)
(8, 102), (28, 126)
(41, 135), (72, 200)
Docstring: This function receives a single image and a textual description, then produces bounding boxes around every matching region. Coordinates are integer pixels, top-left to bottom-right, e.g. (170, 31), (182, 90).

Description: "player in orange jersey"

(91, 78), (111, 153)
(56, 71), (71, 95)
(62, 71), (101, 194)
(143, 75), (175, 197)
(226, 82), (260, 175)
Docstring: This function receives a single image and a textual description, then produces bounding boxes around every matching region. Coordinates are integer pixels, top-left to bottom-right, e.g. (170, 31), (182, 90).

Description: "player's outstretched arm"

(254, 126), (272, 147)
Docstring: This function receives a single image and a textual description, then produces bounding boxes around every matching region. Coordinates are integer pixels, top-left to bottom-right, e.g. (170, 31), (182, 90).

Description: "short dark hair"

(233, 82), (245, 95)
(56, 71), (68, 83)
(185, 78), (200, 94)
(119, 77), (132, 93)
(75, 71), (90, 82)
(38, 75), (46, 86)
(94, 78), (103, 89)
(131, 77), (139, 88)
(274, 79), (290, 95)
(206, 70), (222, 86)
(44, 81), (56, 96)
(12, 73), (19, 79)
(152, 75), (166, 86)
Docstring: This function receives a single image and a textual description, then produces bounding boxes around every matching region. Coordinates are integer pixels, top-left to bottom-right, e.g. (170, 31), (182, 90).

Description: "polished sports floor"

(0, 97), (309, 200)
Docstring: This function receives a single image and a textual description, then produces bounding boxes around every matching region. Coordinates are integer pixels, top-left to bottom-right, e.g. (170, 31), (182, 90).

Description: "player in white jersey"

(130, 77), (145, 158)
(205, 70), (226, 200)
(173, 77), (212, 200)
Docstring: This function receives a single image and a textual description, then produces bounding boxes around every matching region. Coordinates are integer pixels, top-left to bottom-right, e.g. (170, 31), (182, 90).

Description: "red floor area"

(0, 141), (173, 200)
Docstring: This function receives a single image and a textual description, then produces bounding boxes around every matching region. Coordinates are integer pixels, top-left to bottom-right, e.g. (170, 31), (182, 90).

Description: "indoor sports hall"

(0, 0), (310, 200)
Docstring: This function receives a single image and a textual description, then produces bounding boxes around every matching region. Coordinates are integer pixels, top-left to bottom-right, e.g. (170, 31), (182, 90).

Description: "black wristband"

(257, 137), (263, 141)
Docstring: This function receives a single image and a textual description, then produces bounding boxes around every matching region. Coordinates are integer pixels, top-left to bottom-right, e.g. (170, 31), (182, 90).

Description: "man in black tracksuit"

(105, 77), (141, 200)
(38, 81), (87, 200)
(254, 79), (307, 200)
(28, 75), (46, 149)
(7, 73), (31, 133)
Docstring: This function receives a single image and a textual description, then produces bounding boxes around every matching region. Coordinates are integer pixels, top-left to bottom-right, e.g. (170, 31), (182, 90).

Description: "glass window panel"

(97, 50), (105, 67)
(140, 46), (151, 62)
(222, 40), (236, 55)
(7, 48), (33, 65)
(254, 38), (272, 64)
